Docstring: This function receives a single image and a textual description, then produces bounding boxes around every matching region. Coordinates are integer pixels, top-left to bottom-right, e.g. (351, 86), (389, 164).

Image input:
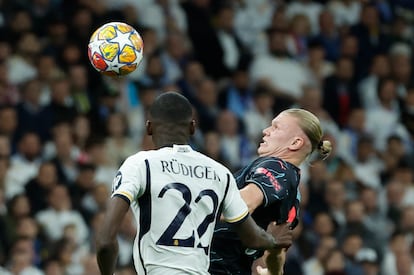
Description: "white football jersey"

(111, 145), (248, 275)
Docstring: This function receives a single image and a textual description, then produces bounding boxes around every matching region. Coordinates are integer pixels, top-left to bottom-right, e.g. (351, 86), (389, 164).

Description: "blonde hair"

(283, 108), (332, 160)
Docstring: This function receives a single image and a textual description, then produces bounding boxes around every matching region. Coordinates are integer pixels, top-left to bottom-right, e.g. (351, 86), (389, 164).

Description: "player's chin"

(257, 144), (266, 155)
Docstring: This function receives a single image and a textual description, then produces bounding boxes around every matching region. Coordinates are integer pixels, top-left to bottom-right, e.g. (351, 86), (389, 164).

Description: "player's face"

(258, 112), (302, 157)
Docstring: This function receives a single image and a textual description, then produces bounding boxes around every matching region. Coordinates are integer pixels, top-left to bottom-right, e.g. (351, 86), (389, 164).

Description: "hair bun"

(318, 140), (332, 160)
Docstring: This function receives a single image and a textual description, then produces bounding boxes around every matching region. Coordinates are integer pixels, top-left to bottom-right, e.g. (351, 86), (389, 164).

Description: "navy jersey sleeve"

(246, 159), (294, 207)
(288, 196), (300, 229)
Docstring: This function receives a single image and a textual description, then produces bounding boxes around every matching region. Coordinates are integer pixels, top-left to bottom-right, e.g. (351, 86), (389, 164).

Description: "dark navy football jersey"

(209, 156), (301, 275)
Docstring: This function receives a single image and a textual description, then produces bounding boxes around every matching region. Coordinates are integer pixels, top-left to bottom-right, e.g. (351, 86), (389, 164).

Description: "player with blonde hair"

(210, 108), (332, 275)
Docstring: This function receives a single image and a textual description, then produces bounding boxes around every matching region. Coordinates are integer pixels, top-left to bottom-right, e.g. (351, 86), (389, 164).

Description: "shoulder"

(121, 150), (154, 166)
(250, 157), (300, 180)
(251, 157), (289, 170)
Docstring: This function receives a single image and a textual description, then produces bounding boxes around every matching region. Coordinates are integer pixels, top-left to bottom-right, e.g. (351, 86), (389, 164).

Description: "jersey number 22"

(156, 182), (218, 254)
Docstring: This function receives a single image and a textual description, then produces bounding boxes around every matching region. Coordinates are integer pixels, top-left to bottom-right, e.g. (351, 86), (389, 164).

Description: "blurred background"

(0, 0), (413, 274)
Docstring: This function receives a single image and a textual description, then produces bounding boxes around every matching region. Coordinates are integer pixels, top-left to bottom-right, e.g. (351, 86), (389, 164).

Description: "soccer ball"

(88, 22), (144, 77)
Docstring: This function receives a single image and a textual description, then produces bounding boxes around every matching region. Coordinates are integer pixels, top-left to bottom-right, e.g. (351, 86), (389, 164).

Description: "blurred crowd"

(0, 0), (414, 274)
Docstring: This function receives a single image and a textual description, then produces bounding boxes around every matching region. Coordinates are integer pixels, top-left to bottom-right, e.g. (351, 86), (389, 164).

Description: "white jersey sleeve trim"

(112, 190), (134, 204)
(224, 209), (249, 223)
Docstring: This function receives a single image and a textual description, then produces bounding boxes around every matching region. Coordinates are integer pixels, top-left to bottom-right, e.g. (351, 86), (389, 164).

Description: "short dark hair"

(149, 92), (193, 124)
(253, 83), (273, 99)
(376, 76), (395, 97)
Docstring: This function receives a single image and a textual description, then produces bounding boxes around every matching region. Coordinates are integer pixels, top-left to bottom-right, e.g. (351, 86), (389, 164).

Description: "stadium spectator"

(104, 112), (136, 167)
(355, 247), (380, 275)
(218, 61), (253, 119)
(286, 14), (311, 61)
(68, 163), (97, 221)
(7, 32), (40, 85)
(389, 42), (412, 98)
(328, 0), (361, 28)
(68, 64), (93, 115)
(303, 235), (337, 275)
(45, 77), (77, 126)
(250, 27), (312, 102)
(0, 61), (19, 105)
(160, 31), (191, 84)
(401, 85), (414, 138)
(192, 77), (221, 133)
(324, 179), (347, 227)
(216, 109), (254, 171)
(182, 0), (229, 79)
(71, 114), (91, 156)
(138, 51), (170, 89)
(323, 248), (347, 275)
(243, 85), (275, 146)
(286, 0), (323, 35)
(0, 194), (32, 265)
(304, 40), (335, 85)
(312, 9), (341, 62)
(0, 105), (17, 148)
(365, 77), (409, 151)
(5, 132), (42, 199)
(15, 78), (52, 142)
(350, 3), (391, 77)
(50, 125), (79, 185)
(233, 0), (276, 55)
(201, 130), (229, 167)
(0, 134), (10, 185)
(84, 137), (117, 190)
(306, 160), (331, 217)
(24, 161), (58, 215)
(358, 54), (391, 110)
(322, 56), (361, 128)
(35, 185), (88, 245)
(5, 237), (43, 275)
(35, 53), (62, 106)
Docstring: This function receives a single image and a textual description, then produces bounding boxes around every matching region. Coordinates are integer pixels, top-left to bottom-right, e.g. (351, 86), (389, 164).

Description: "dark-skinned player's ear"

(189, 120), (196, 135)
(146, 120), (152, 135)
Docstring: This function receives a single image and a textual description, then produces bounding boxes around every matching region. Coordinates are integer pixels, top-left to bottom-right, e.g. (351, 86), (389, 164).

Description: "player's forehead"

(272, 112), (296, 127)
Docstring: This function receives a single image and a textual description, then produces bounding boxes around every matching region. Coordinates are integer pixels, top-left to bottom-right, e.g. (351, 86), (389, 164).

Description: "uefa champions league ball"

(88, 22), (144, 77)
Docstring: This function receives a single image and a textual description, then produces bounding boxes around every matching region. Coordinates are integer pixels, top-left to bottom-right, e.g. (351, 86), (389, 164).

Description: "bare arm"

(254, 222), (293, 275)
(232, 215), (292, 250)
(240, 184), (292, 275)
(254, 249), (286, 275)
(240, 183), (264, 214)
(96, 196), (130, 275)
(264, 249), (285, 275)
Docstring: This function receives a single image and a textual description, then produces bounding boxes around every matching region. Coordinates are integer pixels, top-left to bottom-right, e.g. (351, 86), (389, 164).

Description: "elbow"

(96, 233), (117, 252)
(96, 238), (119, 258)
(244, 197), (259, 214)
(246, 203), (256, 214)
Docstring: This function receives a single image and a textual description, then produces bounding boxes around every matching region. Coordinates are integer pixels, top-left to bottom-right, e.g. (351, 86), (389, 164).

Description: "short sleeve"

(247, 160), (291, 207)
(222, 174), (249, 224)
(111, 155), (144, 205)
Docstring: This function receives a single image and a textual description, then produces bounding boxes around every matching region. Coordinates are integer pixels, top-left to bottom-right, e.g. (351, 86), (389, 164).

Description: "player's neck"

(268, 152), (303, 167)
(153, 137), (189, 149)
